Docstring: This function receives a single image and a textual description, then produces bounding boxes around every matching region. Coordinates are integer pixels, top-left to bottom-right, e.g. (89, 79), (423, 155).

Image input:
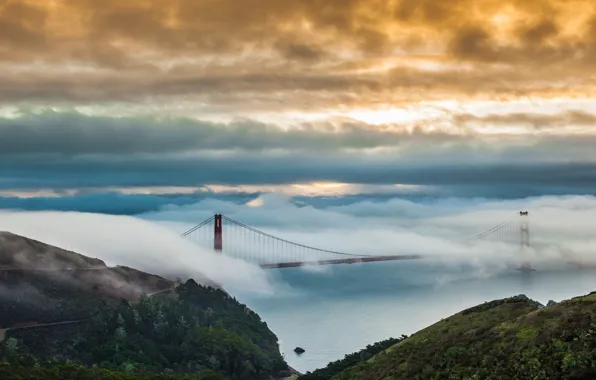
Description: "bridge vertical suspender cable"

(180, 212), (529, 268)
(221, 215), (372, 258)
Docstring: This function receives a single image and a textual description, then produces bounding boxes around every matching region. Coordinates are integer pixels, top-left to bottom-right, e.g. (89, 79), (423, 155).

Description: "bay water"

(233, 261), (596, 373)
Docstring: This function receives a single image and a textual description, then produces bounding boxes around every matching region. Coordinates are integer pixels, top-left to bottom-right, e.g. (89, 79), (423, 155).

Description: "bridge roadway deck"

(259, 254), (422, 269)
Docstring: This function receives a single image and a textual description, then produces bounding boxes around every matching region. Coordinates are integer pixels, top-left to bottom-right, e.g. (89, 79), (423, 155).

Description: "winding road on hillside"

(0, 266), (110, 272)
(0, 287), (175, 343)
(0, 320), (85, 343)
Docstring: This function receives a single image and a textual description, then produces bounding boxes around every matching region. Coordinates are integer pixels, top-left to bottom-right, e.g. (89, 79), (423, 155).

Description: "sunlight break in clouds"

(0, 211), (275, 294)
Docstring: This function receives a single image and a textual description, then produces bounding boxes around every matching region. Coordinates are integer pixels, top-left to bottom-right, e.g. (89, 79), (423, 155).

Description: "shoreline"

(282, 365), (302, 379)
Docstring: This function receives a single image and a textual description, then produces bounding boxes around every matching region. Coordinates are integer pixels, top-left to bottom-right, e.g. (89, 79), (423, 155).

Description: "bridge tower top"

(518, 210), (532, 271)
(519, 210), (530, 249)
(214, 214), (223, 252)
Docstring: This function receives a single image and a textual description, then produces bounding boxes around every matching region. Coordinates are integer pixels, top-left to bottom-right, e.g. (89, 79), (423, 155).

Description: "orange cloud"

(1, 0), (596, 113)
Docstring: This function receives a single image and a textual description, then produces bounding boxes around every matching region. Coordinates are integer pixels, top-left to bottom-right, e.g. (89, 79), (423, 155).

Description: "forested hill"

(0, 233), (289, 379)
(317, 293), (596, 380)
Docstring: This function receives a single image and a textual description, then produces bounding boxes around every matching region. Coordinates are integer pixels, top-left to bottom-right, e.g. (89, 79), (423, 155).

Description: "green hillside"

(0, 362), (223, 380)
(313, 293), (596, 380)
(0, 233), (288, 380)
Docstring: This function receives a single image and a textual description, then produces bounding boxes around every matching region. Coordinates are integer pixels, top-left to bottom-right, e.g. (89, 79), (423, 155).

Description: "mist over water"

(236, 262), (596, 373)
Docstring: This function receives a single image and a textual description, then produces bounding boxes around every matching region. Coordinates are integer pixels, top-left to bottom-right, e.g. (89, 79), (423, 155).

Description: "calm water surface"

(231, 261), (596, 373)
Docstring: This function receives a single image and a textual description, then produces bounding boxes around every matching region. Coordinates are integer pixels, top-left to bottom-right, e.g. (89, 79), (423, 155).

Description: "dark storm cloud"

(3, 110), (596, 156)
(275, 40), (329, 62)
(2, 153), (596, 190)
(0, 65), (544, 104)
(1, 110), (596, 192)
(0, 192), (259, 215)
(0, 110), (442, 155)
(0, 184), (594, 215)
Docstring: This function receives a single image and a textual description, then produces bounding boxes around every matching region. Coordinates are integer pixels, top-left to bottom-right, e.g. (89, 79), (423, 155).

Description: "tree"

(114, 326), (127, 341)
(4, 337), (18, 356)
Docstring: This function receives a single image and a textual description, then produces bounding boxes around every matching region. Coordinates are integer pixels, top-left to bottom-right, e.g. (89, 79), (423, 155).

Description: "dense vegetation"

(0, 267), (173, 327)
(0, 233), (288, 379)
(0, 362), (225, 380)
(0, 270), (110, 326)
(328, 293), (596, 379)
(299, 336), (408, 380)
(1, 280), (287, 379)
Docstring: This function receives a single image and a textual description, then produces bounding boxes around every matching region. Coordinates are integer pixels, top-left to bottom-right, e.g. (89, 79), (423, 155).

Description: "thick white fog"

(143, 194), (596, 272)
(0, 210), (276, 294)
(1, 194), (596, 295)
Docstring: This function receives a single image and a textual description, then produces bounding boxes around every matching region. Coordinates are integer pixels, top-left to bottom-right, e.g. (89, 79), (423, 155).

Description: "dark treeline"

(0, 363), (224, 380)
(1, 280), (287, 380)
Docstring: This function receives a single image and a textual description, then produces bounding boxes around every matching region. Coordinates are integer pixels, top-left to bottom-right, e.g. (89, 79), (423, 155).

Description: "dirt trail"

(0, 320), (86, 343)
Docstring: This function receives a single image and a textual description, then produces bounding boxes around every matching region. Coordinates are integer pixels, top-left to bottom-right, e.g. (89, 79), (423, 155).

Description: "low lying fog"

(0, 211), (275, 293)
(1, 194), (595, 294)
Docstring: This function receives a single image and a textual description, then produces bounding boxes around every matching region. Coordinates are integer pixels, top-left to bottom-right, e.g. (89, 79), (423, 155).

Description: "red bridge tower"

(214, 214), (223, 252)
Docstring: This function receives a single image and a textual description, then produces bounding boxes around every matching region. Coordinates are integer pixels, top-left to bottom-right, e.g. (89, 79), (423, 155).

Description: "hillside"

(0, 232), (174, 327)
(0, 363), (221, 380)
(0, 231), (105, 269)
(0, 232), (288, 379)
(318, 293), (596, 380)
(3, 280), (287, 378)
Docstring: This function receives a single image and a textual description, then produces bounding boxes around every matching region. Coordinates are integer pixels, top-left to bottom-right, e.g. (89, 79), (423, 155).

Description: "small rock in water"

(294, 347), (305, 354)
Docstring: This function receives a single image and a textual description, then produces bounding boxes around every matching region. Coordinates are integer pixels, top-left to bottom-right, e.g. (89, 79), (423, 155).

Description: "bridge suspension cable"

(221, 215), (371, 258)
(180, 214), (397, 267)
(464, 220), (514, 243)
(462, 211), (530, 244)
(181, 211), (530, 268)
(181, 215), (215, 237)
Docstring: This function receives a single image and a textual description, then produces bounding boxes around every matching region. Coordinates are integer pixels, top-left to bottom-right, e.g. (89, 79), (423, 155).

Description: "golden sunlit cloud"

(1, 0), (596, 154)
(246, 198), (265, 208)
(0, 0), (595, 108)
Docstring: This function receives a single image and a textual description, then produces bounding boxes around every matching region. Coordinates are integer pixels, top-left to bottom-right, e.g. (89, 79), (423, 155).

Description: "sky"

(1, 0), (596, 213)
(1, 0), (596, 288)
(5, 2), (596, 361)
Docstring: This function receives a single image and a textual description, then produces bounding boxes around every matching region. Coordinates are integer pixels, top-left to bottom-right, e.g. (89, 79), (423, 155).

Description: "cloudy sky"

(2, 0), (596, 214)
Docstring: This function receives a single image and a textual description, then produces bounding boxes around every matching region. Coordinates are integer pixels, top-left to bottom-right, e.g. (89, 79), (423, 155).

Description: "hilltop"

(0, 232), (288, 379)
(0, 231), (105, 269)
(0, 231), (175, 327)
(304, 293), (596, 380)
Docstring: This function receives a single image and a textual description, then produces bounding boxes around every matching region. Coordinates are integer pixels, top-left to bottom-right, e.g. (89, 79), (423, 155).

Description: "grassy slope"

(333, 293), (596, 380)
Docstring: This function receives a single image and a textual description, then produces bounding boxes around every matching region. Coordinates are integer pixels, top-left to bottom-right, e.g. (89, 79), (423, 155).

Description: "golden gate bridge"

(181, 212), (533, 270)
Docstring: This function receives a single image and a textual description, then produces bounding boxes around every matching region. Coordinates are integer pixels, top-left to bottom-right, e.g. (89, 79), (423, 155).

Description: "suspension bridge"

(181, 212), (534, 270)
